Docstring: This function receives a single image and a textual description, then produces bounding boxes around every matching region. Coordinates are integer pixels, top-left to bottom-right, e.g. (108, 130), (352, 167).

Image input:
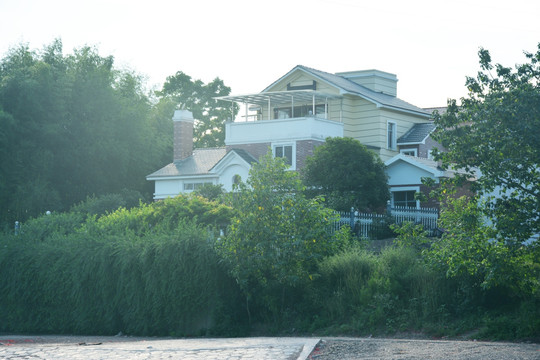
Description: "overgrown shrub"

(71, 189), (145, 217)
(217, 153), (351, 326)
(314, 245), (450, 335)
(0, 196), (244, 336)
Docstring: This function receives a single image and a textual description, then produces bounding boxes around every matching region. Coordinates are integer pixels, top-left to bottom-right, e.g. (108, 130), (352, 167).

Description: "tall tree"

(217, 152), (348, 322)
(0, 40), (169, 226)
(156, 71), (237, 148)
(302, 137), (389, 212)
(432, 44), (540, 242)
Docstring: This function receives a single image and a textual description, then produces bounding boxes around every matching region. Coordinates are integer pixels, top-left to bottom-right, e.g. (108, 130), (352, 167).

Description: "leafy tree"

(156, 71), (237, 148)
(217, 152), (349, 322)
(432, 44), (540, 242)
(302, 137), (389, 212)
(194, 183), (225, 201)
(0, 40), (169, 226)
(426, 196), (540, 299)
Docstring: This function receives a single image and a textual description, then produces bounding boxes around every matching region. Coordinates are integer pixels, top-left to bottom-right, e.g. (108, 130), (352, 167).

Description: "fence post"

(349, 207), (355, 229)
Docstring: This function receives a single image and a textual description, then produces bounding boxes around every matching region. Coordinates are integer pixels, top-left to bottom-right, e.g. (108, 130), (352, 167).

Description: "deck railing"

(334, 206), (440, 239)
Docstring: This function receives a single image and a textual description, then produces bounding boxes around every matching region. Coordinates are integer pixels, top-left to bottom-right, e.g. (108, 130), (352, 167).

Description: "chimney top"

(173, 109), (194, 122)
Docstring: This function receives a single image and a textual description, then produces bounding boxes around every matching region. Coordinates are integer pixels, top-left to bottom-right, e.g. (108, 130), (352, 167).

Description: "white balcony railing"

(225, 116), (344, 145)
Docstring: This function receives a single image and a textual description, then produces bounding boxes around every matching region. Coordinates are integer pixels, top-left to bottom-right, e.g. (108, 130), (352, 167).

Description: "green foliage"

(70, 189), (145, 218)
(217, 152), (350, 323)
(426, 196), (540, 299)
(194, 183), (225, 201)
(156, 71), (237, 148)
(302, 137), (389, 212)
(87, 194), (233, 237)
(6, 211), (84, 242)
(432, 44), (540, 242)
(392, 221), (430, 250)
(0, 40), (171, 226)
(0, 197), (244, 336)
(315, 245), (445, 334)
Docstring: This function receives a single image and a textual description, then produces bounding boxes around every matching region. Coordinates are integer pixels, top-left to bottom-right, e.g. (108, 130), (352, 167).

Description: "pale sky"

(1, 0), (539, 108)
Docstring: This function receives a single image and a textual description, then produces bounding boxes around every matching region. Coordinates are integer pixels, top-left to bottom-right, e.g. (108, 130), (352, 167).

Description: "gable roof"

(263, 65), (430, 118)
(229, 148), (258, 165)
(385, 154), (475, 179)
(385, 154), (446, 178)
(146, 148), (226, 179)
(397, 123), (436, 145)
(209, 148), (258, 173)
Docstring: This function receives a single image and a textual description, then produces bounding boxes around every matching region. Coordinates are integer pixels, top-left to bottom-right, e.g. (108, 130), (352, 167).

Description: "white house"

(147, 65), (442, 203)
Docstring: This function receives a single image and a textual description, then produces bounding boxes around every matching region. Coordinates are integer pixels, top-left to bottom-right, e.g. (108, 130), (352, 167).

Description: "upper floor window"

(273, 143), (295, 169)
(400, 148), (417, 157)
(274, 104), (326, 119)
(387, 121), (397, 150)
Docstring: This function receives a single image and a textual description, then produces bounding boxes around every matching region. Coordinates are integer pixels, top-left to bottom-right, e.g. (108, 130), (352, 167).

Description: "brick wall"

(226, 139), (325, 171)
(173, 120), (193, 161)
(226, 143), (271, 161)
(296, 139), (325, 170)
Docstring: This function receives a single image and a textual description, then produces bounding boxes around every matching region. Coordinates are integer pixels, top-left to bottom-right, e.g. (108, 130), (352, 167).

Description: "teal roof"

(397, 123), (436, 144)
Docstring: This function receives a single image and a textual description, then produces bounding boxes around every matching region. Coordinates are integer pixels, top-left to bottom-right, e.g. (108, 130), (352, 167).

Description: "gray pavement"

(0, 335), (320, 360)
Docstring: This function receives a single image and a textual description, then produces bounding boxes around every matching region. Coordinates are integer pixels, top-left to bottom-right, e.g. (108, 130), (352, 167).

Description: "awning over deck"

(216, 90), (343, 122)
(216, 90), (342, 106)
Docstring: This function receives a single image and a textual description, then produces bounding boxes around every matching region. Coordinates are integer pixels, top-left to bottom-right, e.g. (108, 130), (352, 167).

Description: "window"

(400, 148), (417, 157)
(183, 182), (212, 191)
(273, 143), (295, 169)
(387, 121), (396, 150)
(274, 104), (326, 119)
(393, 190), (417, 208)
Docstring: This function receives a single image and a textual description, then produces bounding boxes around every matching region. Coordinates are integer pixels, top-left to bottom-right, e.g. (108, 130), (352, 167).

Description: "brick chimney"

(173, 109), (194, 161)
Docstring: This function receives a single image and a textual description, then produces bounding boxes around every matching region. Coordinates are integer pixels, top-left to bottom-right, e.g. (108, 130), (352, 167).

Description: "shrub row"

(1, 194), (538, 340)
(0, 196), (245, 336)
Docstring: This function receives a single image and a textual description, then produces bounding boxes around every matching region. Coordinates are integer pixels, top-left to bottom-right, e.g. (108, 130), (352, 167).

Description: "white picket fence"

(335, 206), (439, 239)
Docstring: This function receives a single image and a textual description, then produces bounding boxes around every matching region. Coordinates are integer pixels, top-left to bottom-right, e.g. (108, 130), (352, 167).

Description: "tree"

(217, 152), (349, 322)
(432, 44), (540, 242)
(156, 71), (237, 148)
(0, 40), (169, 226)
(302, 137), (389, 212)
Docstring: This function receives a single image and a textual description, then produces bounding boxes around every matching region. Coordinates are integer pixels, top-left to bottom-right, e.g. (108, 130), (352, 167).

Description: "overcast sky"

(1, 0), (538, 108)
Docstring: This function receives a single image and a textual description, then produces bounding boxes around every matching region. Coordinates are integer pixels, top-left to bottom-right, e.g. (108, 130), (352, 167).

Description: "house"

(147, 65), (443, 204)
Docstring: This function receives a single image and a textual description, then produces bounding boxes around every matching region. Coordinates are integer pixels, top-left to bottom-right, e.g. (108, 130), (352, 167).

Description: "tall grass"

(0, 196), (244, 336)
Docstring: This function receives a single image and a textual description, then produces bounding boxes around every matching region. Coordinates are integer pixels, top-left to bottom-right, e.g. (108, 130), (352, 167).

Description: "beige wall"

(262, 69), (431, 162)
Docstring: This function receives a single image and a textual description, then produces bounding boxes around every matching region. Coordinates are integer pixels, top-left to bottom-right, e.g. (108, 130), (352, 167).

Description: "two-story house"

(147, 65), (449, 207)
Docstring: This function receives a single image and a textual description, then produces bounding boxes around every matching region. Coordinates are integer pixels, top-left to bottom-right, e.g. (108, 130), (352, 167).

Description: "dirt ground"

(308, 337), (540, 360)
(1, 334), (539, 359)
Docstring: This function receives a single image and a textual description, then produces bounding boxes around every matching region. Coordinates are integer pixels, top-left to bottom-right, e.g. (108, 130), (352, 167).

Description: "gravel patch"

(308, 337), (540, 360)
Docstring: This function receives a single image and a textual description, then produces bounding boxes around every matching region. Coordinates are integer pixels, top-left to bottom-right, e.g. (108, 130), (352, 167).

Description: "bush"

(0, 196), (244, 336)
(313, 245), (449, 335)
(71, 189), (146, 218)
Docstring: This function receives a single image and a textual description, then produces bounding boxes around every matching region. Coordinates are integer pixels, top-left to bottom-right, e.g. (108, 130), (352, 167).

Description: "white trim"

(387, 120), (397, 150)
(146, 174), (219, 181)
(400, 148), (418, 157)
(272, 142), (296, 170)
(210, 150), (253, 174)
(385, 154), (446, 178)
